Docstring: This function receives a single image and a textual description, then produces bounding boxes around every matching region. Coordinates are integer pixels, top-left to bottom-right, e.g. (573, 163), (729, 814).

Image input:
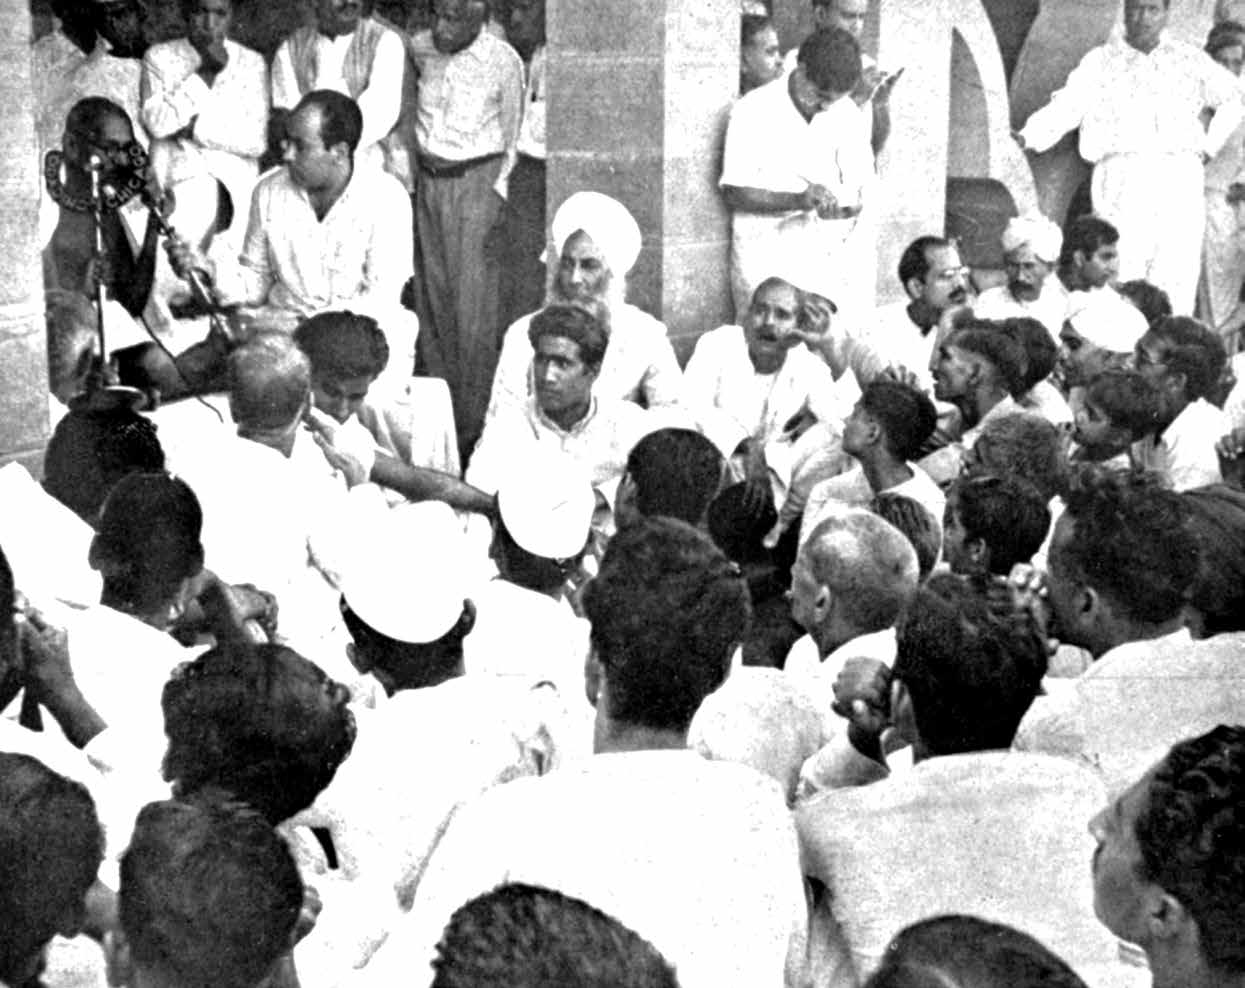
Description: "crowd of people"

(5, 0), (1245, 986)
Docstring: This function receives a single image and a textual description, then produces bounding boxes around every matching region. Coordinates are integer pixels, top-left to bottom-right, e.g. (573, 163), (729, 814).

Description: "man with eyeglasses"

(975, 213), (1069, 339)
(720, 26), (865, 321)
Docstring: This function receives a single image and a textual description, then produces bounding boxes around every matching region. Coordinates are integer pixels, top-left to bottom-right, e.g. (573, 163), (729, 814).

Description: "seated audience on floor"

(108, 795), (303, 988)
(864, 915), (1090, 988)
(1089, 725), (1245, 988)
(431, 884), (679, 988)
(942, 473), (1051, 582)
(1132, 316), (1229, 490)
(1070, 369), (1163, 467)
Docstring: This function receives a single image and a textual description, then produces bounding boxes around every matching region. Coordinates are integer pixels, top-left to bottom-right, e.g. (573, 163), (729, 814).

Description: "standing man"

(270, 0), (407, 180)
(141, 0), (269, 261)
(1016, 0), (1244, 314)
(720, 27), (866, 320)
(411, 0), (524, 457)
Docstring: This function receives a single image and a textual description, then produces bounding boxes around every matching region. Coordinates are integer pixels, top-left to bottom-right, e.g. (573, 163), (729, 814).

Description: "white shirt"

(799, 462), (946, 548)
(486, 303), (684, 428)
(140, 38), (268, 196)
(362, 749), (808, 988)
(1018, 378), (1074, 428)
(848, 299), (940, 393)
(515, 44), (545, 160)
(1130, 398), (1226, 491)
(795, 751), (1124, 988)
(1015, 629), (1245, 793)
(783, 627), (897, 721)
(1019, 35), (1243, 163)
(271, 23), (406, 162)
(974, 280), (1069, 340)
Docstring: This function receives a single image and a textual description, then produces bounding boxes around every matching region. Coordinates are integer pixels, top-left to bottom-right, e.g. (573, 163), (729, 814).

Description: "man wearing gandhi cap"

(485, 191), (683, 434)
(974, 213), (1070, 338)
(1058, 290), (1150, 391)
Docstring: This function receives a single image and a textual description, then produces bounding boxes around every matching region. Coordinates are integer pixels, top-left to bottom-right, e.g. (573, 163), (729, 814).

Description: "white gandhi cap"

(497, 456), (595, 561)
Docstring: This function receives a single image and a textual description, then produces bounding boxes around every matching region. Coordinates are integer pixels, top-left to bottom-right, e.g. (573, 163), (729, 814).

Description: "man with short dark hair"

(1088, 725), (1245, 988)
(614, 427), (726, 531)
(1014, 468), (1245, 791)
(1132, 315), (1229, 489)
(942, 473), (1051, 580)
(720, 27), (867, 318)
(108, 796), (303, 988)
(365, 517), (808, 988)
(431, 884), (679, 988)
(1058, 214), (1121, 293)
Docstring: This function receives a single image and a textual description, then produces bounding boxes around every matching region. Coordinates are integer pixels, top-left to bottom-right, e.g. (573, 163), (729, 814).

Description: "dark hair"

(898, 236), (953, 290)
(581, 517), (749, 733)
(1055, 466), (1198, 625)
(870, 493), (941, 581)
(996, 317), (1057, 391)
(624, 428), (725, 526)
(120, 796), (302, 988)
(797, 26), (861, 94)
(1182, 485), (1245, 635)
(893, 573), (1047, 755)
(527, 304), (609, 370)
(64, 95), (131, 143)
(162, 642), (357, 826)
(859, 380), (938, 461)
(865, 914), (1090, 988)
(92, 471), (204, 615)
(43, 407), (165, 523)
(294, 311), (390, 382)
(432, 884), (679, 988)
(1084, 369), (1163, 440)
(948, 474), (1051, 576)
(1059, 214), (1119, 269)
(1151, 316), (1228, 403)
(1136, 725), (1245, 974)
(946, 324), (1027, 397)
(0, 752), (104, 983)
(228, 333), (310, 432)
(491, 511), (584, 593)
(297, 90), (363, 154)
(340, 596), (471, 690)
(1205, 19), (1245, 57)
(969, 413), (1066, 501)
(1118, 279), (1172, 330)
(741, 12), (772, 46)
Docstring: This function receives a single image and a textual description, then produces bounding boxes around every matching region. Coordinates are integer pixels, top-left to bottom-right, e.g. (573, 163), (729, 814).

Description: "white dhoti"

(1092, 151), (1204, 315)
(1199, 188), (1245, 331)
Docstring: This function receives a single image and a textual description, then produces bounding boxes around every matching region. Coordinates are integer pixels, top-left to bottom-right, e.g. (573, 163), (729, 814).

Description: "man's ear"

(1146, 888), (1194, 947)
(966, 536), (988, 570)
(455, 599), (477, 639)
(812, 584), (834, 628)
(903, 277), (923, 302)
(105, 929), (133, 988)
(1072, 249), (1088, 271)
(584, 648), (603, 710)
(329, 141), (351, 162)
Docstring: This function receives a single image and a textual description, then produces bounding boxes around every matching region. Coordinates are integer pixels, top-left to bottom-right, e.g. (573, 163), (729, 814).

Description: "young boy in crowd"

(1070, 369), (1162, 468)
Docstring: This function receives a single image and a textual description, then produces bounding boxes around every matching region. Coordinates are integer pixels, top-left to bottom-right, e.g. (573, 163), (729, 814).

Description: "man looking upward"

(1017, 0), (1244, 314)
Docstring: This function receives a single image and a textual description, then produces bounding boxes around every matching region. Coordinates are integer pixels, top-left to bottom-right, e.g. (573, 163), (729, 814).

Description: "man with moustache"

(270, 0), (407, 180)
(411, 0), (524, 458)
(975, 214), (1069, 339)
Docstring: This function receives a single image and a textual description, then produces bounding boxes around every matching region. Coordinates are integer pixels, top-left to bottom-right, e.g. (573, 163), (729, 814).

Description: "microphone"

(86, 151), (105, 172)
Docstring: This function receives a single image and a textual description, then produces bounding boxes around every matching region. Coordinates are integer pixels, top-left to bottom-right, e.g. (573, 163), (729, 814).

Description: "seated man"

(784, 510), (920, 720)
(0, 751), (105, 988)
(796, 575), (1121, 988)
(975, 213), (1069, 338)
(364, 517), (808, 988)
(796, 379), (943, 547)
(486, 191), (684, 429)
(431, 884), (679, 988)
(108, 795), (303, 988)
(1132, 316), (1229, 490)
(1014, 468), (1245, 792)
(468, 304), (652, 512)
(1071, 369), (1162, 468)
(942, 473), (1051, 581)
(921, 322), (1027, 484)
(614, 427), (727, 532)
(168, 90), (415, 391)
(865, 915), (1091, 988)
(1058, 289), (1150, 393)
(686, 276), (855, 539)
(1088, 724), (1245, 988)
(1058, 214), (1120, 295)
(293, 311), (492, 515)
(998, 316), (1073, 427)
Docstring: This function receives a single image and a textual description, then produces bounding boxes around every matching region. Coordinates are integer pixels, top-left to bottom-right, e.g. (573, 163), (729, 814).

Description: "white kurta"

(1019, 36), (1244, 314)
(973, 280), (1069, 340)
(1129, 397), (1227, 491)
(798, 462), (946, 549)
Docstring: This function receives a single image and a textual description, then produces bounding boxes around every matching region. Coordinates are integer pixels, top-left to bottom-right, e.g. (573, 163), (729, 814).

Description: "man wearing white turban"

(973, 214), (1069, 340)
(482, 191), (684, 438)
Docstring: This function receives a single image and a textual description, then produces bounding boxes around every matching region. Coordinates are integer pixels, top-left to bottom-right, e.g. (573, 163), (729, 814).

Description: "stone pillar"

(547, 0), (738, 358)
(0, 6), (50, 472)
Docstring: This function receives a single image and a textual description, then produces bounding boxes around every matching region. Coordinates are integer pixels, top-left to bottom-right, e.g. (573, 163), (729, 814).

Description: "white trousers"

(1092, 152), (1204, 315)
